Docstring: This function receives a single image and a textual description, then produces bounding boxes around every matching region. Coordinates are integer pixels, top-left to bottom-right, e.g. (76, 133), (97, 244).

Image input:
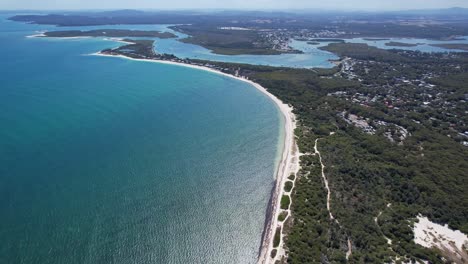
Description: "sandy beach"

(91, 51), (299, 264)
(26, 33), (92, 40)
(26, 32), (46, 38)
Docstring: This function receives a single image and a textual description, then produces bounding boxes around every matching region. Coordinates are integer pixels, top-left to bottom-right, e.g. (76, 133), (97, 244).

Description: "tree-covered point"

(319, 43), (408, 62)
(171, 25), (302, 55)
(101, 39), (178, 61)
(384, 41), (419, 47)
(430, 43), (468, 51)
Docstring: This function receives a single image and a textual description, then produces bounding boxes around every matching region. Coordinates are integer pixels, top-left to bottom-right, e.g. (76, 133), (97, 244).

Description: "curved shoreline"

(91, 51), (299, 264)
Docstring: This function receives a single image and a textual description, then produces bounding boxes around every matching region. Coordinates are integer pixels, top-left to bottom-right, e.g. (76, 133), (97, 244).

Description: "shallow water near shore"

(0, 15), (283, 263)
(2, 11), (467, 264)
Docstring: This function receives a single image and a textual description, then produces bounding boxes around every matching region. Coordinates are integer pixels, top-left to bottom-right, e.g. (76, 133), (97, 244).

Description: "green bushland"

(270, 249), (277, 258)
(429, 43), (468, 51)
(273, 227), (281, 248)
(280, 195), (291, 210)
(278, 211), (288, 222)
(384, 41), (418, 47)
(172, 25), (302, 55)
(288, 174), (295, 181)
(284, 181), (293, 192)
(221, 45), (467, 262)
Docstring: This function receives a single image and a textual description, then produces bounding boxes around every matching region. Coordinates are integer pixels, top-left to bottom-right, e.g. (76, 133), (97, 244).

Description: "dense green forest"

(249, 50), (467, 263)
(226, 48), (467, 263)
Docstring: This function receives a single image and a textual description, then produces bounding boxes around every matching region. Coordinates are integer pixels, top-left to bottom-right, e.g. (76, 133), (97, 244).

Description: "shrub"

(278, 211), (288, 221)
(273, 227), (281, 247)
(280, 195), (290, 210)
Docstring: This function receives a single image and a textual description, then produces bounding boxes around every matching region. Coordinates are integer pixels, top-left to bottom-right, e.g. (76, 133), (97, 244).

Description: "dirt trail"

(315, 138), (352, 260)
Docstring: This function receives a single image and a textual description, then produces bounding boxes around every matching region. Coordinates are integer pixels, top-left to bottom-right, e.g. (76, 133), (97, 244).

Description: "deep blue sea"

(0, 15), (284, 263)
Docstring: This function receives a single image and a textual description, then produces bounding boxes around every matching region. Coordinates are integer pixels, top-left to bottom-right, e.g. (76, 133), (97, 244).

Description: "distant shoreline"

(91, 51), (299, 264)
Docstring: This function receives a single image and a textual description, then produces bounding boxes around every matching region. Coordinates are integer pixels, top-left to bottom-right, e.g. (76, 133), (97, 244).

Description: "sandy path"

(314, 138), (335, 221)
(315, 137), (353, 260)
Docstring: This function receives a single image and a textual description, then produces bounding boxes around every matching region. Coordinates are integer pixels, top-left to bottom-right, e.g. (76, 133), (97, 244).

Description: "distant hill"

(89, 9), (149, 17)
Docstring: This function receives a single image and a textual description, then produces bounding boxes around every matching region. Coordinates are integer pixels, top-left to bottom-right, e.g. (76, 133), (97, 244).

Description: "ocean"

(0, 15), (283, 263)
(2, 12), (466, 264)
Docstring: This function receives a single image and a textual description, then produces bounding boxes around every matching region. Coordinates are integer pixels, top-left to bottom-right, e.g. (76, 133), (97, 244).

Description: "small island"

(42, 29), (177, 39)
(310, 38), (346, 43)
(385, 41), (419, 47)
(363, 38), (391, 41)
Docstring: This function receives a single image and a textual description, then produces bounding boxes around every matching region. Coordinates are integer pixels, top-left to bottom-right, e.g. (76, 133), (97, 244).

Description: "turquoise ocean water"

(0, 15), (283, 263)
(1, 12), (467, 264)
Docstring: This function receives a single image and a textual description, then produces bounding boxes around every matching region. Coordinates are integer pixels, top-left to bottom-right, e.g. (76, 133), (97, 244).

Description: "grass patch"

(284, 181), (293, 192)
(278, 211), (288, 222)
(280, 195), (290, 210)
(273, 227), (281, 248)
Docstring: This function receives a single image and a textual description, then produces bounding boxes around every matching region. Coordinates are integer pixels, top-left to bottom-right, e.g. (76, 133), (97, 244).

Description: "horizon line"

(1, 6), (467, 13)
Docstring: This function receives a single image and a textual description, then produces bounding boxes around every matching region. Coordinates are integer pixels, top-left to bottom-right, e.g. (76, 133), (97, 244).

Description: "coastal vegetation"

(251, 46), (467, 263)
(280, 195), (290, 210)
(274, 227), (282, 248)
(101, 39), (178, 61)
(278, 211), (288, 222)
(429, 43), (468, 51)
(271, 249), (277, 258)
(384, 41), (419, 47)
(363, 38), (391, 41)
(171, 25), (301, 55)
(320, 43), (408, 62)
(310, 38), (345, 43)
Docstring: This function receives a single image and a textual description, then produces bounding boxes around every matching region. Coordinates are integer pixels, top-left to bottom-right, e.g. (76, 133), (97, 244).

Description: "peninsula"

(40, 29), (176, 39)
(430, 43), (468, 51)
(384, 41), (419, 47)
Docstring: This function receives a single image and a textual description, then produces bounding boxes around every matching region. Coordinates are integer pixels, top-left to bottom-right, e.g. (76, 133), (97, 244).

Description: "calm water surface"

(1, 13), (466, 264)
(0, 15), (283, 264)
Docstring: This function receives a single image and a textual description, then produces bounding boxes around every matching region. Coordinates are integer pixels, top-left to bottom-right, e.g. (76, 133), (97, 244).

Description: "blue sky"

(1, 0), (468, 11)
